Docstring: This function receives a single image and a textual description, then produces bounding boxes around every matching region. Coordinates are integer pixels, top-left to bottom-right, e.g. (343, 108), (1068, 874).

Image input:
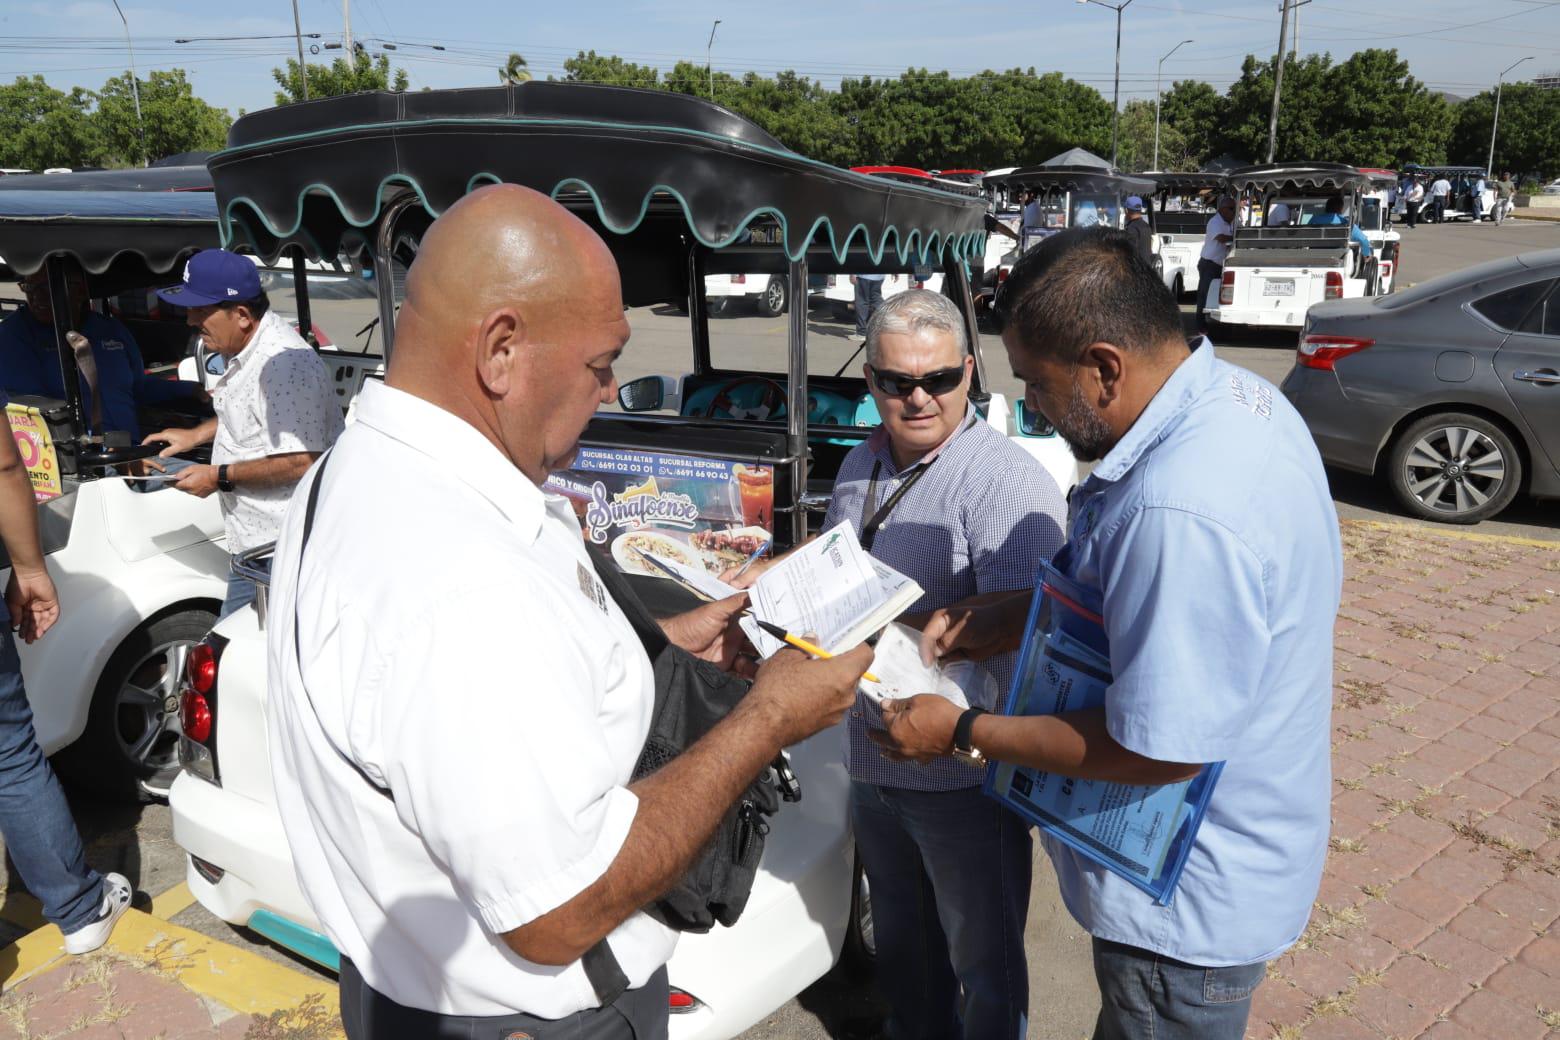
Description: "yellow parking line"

(149, 880), (195, 921)
(1353, 518), (1560, 550)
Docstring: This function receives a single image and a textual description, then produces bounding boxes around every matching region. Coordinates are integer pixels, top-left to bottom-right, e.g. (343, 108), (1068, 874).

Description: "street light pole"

(707, 20), (722, 100)
(1077, 0), (1135, 168)
(1155, 39), (1193, 170)
(108, 0), (144, 166)
(1487, 56), (1533, 177)
(291, 0), (310, 100)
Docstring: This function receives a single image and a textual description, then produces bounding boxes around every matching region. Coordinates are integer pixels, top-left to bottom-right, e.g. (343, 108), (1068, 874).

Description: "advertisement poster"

(546, 446), (773, 580)
(6, 404), (62, 502)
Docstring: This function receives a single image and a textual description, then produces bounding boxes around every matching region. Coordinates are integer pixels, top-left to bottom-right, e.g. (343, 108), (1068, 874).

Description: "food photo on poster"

(546, 446), (774, 579)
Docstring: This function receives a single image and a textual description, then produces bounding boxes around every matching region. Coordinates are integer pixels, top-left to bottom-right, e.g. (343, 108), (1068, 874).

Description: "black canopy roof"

(0, 190), (219, 284)
(0, 166), (212, 194)
(1402, 164), (1487, 177)
(984, 165), (1156, 197)
(1148, 171), (1229, 194)
(209, 82), (988, 267)
(1225, 162), (1373, 193)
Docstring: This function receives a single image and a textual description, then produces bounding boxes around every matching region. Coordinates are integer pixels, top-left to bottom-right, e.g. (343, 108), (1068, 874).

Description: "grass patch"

(1538, 1006), (1560, 1029)
(1330, 837), (1367, 854)
(1361, 883), (1390, 900)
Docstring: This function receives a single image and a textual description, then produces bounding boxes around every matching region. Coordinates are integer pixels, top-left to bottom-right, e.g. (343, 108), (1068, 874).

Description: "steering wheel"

(699, 377), (788, 421)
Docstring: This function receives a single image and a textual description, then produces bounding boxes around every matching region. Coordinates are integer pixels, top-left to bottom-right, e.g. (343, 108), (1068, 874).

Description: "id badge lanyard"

(859, 414), (977, 552)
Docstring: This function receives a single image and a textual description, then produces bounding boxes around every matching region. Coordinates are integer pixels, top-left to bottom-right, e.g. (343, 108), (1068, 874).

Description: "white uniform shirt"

(1430, 178), (1452, 198)
(265, 381), (673, 1018)
(1199, 211), (1235, 265)
(210, 309), (344, 552)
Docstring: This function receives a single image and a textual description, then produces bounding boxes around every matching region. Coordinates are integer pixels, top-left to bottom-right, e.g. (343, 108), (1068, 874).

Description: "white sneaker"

(62, 872), (132, 955)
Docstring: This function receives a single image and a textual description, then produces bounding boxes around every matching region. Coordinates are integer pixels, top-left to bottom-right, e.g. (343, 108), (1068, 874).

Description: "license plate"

(1263, 279), (1296, 297)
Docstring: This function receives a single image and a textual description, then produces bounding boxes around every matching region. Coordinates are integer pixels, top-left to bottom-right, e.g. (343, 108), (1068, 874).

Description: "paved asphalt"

(4, 218), (1555, 1040)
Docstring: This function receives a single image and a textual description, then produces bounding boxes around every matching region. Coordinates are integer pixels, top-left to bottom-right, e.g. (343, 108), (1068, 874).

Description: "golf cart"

(1148, 172), (1229, 300)
(0, 187), (231, 802)
(1403, 164), (1495, 222)
(982, 165), (1163, 286)
(168, 82), (1076, 1040)
(1213, 163), (1399, 331)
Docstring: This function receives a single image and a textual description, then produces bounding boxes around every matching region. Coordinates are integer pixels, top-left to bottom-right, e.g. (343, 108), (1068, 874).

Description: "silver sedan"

(1280, 248), (1560, 524)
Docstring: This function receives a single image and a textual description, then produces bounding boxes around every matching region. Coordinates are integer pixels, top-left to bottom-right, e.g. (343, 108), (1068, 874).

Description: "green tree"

(1114, 98), (1195, 173)
(272, 51), (409, 105)
(96, 69), (229, 166)
(1157, 80), (1227, 167)
(0, 75), (102, 169)
(1223, 53), (1333, 163)
(1319, 49), (1450, 167)
(500, 52), (531, 85)
(556, 50), (661, 89)
(1450, 83), (1560, 182)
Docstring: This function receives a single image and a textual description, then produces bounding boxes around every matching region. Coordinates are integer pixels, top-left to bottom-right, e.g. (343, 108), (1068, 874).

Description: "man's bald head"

(388, 183), (630, 482)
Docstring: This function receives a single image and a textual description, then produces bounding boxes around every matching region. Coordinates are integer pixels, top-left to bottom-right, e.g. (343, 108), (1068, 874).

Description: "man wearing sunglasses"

(735, 290), (1066, 1039)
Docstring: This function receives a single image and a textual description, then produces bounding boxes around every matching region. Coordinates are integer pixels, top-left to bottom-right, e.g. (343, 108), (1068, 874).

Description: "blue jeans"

(854, 278), (885, 337)
(0, 626), (104, 933)
(850, 781), (1032, 1040)
(1195, 259), (1223, 327)
(1091, 937), (1268, 1040)
(221, 555), (270, 619)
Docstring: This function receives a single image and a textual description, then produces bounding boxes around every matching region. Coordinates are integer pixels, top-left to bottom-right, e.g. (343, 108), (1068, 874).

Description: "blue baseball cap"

(157, 249), (262, 308)
(1124, 195), (1145, 212)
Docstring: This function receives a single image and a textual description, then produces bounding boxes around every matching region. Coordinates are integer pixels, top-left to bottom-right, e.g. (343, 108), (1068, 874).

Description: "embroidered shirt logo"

(576, 562), (608, 614)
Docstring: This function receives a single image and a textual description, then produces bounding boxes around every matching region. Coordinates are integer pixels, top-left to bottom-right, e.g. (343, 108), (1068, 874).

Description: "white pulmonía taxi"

(169, 82), (1074, 1037)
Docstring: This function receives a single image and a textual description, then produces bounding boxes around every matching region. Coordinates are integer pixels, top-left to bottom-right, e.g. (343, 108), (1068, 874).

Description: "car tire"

(56, 608), (215, 803)
(839, 849), (876, 979)
(1171, 274), (1184, 300)
(756, 276), (788, 318)
(1386, 413), (1522, 525)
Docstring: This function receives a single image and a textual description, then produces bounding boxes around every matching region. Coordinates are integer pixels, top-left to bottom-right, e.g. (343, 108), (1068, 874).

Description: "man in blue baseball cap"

(143, 249), (344, 617)
(1122, 196), (1153, 265)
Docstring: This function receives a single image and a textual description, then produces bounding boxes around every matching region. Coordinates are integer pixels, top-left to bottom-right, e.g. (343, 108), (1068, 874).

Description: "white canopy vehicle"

(1212, 163), (1400, 331)
(1148, 172), (1228, 300)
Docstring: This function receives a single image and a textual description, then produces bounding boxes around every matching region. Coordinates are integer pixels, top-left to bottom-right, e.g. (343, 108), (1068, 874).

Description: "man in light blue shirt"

(1306, 194), (1373, 257)
(876, 226), (1342, 1039)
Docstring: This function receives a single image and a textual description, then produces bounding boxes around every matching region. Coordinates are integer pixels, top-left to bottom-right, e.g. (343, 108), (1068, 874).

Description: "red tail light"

(188, 643), (216, 695)
(181, 690), (212, 744)
(1324, 271), (1344, 300)
(730, 274), (746, 284)
(1219, 270), (1235, 306)
(997, 267), (1009, 283)
(668, 987), (704, 1014)
(1298, 335), (1374, 370)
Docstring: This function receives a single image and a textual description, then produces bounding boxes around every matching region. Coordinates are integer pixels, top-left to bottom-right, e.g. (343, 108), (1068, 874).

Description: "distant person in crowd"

(1403, 177), (1424, 229)
(0, 389), (132, 957)
(1122, 196), (1153, 264)
(1021, 189), (1043, 234)
(266, 183), (871, 1040)
(733, 289), (1065, 1040)
(0, 263), (203, 440)
(1195, 195), (1238, 333)
(852, 273), (887, 341)
(880, 226), (1342, 1040)
(143, 249), (344, 618)
(1306, 195), (1373, 258)
(1429, 174), (1452, 223)
(1264, 201), (1292, 226)
(1470, 174), (1487, 221)
(1494, 171), (1516, 223)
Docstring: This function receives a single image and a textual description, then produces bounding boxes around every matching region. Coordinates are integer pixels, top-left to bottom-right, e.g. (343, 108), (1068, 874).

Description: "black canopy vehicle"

(1401, 164), (1494, 222)
(208, 82), (1058, 571)
(1146, 172), (1229, 300)
(982, 165), (1157, 252)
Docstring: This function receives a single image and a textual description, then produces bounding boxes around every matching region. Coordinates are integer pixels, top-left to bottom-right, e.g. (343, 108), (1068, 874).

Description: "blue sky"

(4, 0), (1559, 118)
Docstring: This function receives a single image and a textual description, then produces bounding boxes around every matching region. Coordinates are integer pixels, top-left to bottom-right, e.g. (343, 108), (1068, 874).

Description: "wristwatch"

(951, 707), (990, 767)
(216, 464), (235, 493)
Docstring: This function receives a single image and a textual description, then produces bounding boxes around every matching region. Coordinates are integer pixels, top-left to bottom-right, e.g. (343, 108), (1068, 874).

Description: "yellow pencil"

(755, 619), (880, 684)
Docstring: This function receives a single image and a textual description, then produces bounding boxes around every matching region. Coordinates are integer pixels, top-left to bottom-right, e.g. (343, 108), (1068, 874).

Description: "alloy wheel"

(1401, 425), (1507, 518)
(114, 638), (194, 772)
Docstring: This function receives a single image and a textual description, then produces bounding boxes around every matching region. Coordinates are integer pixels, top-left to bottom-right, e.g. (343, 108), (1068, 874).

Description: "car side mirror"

(618, 375), (677, 413)
(1016, 401), (1056, 438)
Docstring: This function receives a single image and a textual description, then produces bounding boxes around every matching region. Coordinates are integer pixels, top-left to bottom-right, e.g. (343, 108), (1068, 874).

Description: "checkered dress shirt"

(823, 405), (1067, 791)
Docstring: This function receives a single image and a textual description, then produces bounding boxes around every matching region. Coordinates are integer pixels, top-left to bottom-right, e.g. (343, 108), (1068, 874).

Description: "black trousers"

(1195, 259), (1224, 327)
(339, 957), (670, 1040)
(1405, 201), (1419, 228)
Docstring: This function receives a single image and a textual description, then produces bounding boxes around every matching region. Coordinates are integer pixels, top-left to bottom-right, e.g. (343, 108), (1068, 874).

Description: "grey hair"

(864, 289), (969, 368)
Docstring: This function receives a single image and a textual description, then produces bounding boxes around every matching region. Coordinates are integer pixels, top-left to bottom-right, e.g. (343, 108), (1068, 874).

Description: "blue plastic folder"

(983, 562), (1222, 906)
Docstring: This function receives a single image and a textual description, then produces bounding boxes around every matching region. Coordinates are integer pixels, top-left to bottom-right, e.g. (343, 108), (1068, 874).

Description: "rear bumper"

(1281, 366), (1390, 475)
(1210, 304), (1308, 328)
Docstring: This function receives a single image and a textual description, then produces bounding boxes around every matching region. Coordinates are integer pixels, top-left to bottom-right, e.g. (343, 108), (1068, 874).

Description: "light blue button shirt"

(1044, 339), (1342, 967)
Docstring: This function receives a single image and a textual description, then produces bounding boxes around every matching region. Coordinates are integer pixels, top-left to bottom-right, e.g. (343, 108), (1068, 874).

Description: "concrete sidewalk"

(1248, 520), (1559, 1040)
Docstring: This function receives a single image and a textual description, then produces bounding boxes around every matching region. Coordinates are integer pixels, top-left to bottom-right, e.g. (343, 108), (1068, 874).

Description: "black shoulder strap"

(295, 457), (630, 1006)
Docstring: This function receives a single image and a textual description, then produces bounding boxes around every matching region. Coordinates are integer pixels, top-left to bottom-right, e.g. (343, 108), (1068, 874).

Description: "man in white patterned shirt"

(735, 290), (1066, 1039)
(146, 249), (344, 616)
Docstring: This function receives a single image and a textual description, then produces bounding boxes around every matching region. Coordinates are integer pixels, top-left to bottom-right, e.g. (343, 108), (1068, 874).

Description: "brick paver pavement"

(1248, 521), (1560, 1040)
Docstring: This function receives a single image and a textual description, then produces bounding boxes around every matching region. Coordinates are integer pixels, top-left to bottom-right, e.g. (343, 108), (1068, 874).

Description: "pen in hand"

(753, 618), (881, 684)
(732, 539), (771, 579)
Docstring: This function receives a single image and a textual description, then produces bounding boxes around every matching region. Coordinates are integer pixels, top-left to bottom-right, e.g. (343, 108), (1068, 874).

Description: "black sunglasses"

(868, 364), (965, 397)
